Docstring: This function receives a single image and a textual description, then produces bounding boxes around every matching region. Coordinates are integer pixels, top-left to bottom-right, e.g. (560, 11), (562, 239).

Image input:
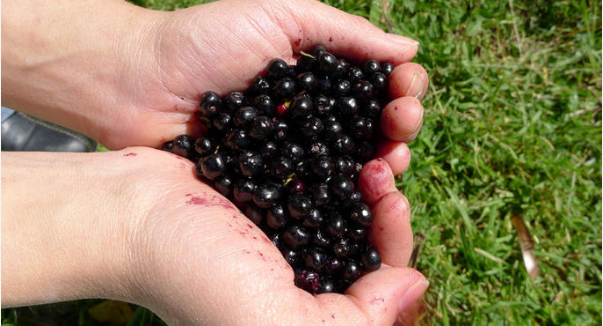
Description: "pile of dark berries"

(162, 45), (395, 294)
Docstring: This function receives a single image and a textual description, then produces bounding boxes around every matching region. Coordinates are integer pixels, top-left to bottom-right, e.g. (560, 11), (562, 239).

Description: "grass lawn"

(2, 0), (601, 325)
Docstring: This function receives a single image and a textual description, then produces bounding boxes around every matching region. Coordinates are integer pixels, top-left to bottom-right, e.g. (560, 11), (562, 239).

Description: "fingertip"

(376, 141), (411, 175)
(370, 191), (413, 267)
(358, 158), (397, 206)
(344, 267), (428, 326)
(389, 62), (429, 99)
(380, 97), (423, 142)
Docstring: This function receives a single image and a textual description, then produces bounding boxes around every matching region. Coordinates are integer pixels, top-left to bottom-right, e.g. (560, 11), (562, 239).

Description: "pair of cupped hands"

(2, 0), (429, 324)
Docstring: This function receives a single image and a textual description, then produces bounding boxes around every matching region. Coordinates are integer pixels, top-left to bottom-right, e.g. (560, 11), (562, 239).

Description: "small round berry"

(199, 91), (222, 117)
(380, 61), (395, 76)
(172, 135), (194, 158)
(334, 134), (356, 155)
(330, 58), (350, 80)
(274, 78), (297, 99)
(234, 106), (258, 127)
(295, 160), (312, 180)
(249, 116), (274, 140)
(212, 112), (233, 132)
(266, 58), (289, 80)
(303, 246), (328, 270)
(283, 142), (305, 163)
(226, 129), (251, 150)
(336, 97), (358, 117)
(288, 179), (307, 194)
(363, 100), (382, 119)
(266, 204), (287, 229)
(161, 140), (173, 152)
(318, 279), (336, 294)
(353, 80), (374, 100)
(300, 116), (324, 138)
(334, 156), (355, 176)
(253, 94), (275, 116)
(318, 52), (338, 74)
(326, 212), (347, 238)
(287, 193), (313, 219)
(303, 209), (323, 228)
(329, 175), (355, 200)
(287, 94), (313, 120)
(296, 72), (316, 92)
(296, 55), (317, 74)
(313, 95), (333, 117)
(273, 119), (289, 142)
(343, 191), (363, 208)
(233, 178), (257, 202)
(348, 67), (364, 83)
(313, 228), (331, 247)
(253, 184), (281, 208)
(270, 156), (293, 179)
(307, 141), (329, 157)
(362, 59), (381, 76)
(244, 204), (264, 226)
(260, 141), (278, 159)
(323, 120), (343, 142)
(282, 224), (312, 249)
(224, 92), (246, 113)
(326, 257), (343, 274)
(333, 79), (351, 96)
(333, 238), (351, 258)
(360, 247), (382, 272)
(194, 137), (214, 156)
(370, 72), (388, 94)
(351, 117), (374, 139)
(250, 74), (271, 94)
(270, 233), (281, 247)
(200, 153), (226, 180)
(311, 44), (327, 56)
(311, 183), (330, 206)
(283, 248), (301, 267)
(342, 259), (362, 282)
(294, 269), (320, 294)
(348, 227), (368, 241)
(350, 203), (373, 226)
(311, 155), (334, 179)
(214, 175), (234, 197)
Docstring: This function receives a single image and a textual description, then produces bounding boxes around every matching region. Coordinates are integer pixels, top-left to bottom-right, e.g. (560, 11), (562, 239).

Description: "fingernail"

(386, 33), (420, 47)
(398, 279), (429, 313)
(405, 72), (424, 99)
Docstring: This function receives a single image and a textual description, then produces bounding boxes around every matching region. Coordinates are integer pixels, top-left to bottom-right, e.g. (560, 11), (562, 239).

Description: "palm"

(111, 0), (294, 149)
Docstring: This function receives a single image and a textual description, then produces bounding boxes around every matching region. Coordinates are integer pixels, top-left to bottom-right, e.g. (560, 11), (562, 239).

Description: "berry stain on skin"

(123, 152), (137, 156)
(370, 297), (385, 305)
(295, 38), (302, 46)
(185, 195), (236, 211)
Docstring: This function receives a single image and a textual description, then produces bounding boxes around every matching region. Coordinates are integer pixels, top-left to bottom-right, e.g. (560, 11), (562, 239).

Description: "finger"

(389, 62), (429, 100)
(376, 141), (411, 175)
(279, 0), (419, 64)
(370, 191), (414, 267)
(381, 96), (424, 142)
(358, 158), (397, 206)
(342, 267), (429, 325)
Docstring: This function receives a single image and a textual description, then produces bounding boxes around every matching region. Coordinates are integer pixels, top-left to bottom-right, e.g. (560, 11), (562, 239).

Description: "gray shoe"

(1, 111), (97, 152)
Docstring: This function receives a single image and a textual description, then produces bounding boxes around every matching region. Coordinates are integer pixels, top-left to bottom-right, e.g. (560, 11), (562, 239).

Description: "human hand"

(2, 147), (426, 325)
(112, 148), (427, 325)
(2, 0), (428, 154)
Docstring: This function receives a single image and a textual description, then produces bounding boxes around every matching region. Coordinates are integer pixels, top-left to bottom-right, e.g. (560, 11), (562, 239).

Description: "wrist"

(0, 150), (145, 306)
(1, 0), (166, 148)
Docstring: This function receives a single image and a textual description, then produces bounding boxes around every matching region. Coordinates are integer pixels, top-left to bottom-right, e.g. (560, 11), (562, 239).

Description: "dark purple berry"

(314, 228), (331, 247)
(173, 135), (194, 158)
(300, 116), (323, 138)
(288, 179), (306, 194)
(334, 135), (355, 155)
(253, 94), (275, 116)
(311, 183), (330, 206)
(336, 97), (358, 117)
(233, 178), (257, 202)
(238, 151), (263, 177)
(274, 78), (297, 99)
(199, 91), (222, 117)
(313, 95), (333, 117)
(353, 80), (374, 100)
(287, 94), (313, 120)
(266, 58), (289, 80)
(303, 209), (323, 228)
(213, 112), (233, 132)
(244, 204), (264, 226)
(253, 184), (281, 208)
(303, 246), (328, 270)
(333, 238), (351, 258)
(296, 72), (316, 92)
(200, 153), (226, 180)
(333, 79), (351, 96)
(318, 52), (338, 74)
(234, 106), (258, 127)
(266, 204), (287, 229)
(283, 224), (311, 249)
(308, 141), (329, 157)
(311, 155), (334, 179)
(362, 59), (381, 76)
(287, 194), (312, 219)
(271, 156), (293, 179)
(326, 212), (347, 238)
(329, 175), (355, 200)
(350, 203), (373, 226)
(226, 129), (251, 150)
(360, 247), (382, 272)
(161, 140), (173, 152)
(214, 175), (234, 197)
(348, 67), (364, 83)
(273, 119), (289, 142)
(249, 116), (274, 140)
(194, 137), (214, 156)
(250, 74), (271, 94)
(224, 92), (246, 113)
(342, 260), (361, 282)
(380, 61), (395, 76)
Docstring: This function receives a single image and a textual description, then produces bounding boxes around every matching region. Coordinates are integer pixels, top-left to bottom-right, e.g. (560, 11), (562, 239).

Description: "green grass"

(2, 0), (601, 325)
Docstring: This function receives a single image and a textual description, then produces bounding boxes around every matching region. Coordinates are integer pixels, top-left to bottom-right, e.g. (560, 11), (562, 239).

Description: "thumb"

(275, 0), (419, 64)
